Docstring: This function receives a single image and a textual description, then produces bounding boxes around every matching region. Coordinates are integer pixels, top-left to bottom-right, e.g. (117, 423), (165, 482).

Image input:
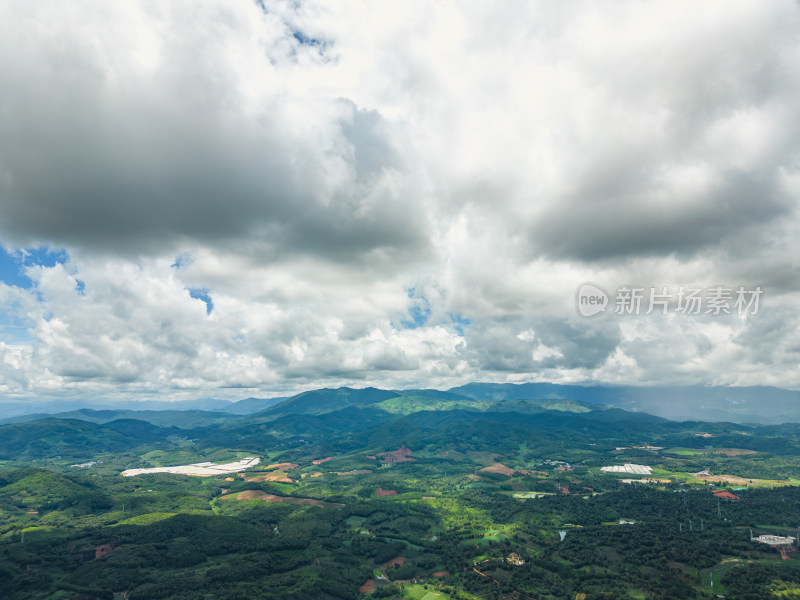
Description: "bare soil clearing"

(221, 490), (342, 508)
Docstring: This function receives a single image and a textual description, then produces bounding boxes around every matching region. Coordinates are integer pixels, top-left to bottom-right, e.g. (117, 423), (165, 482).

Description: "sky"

(1, 0), (800, 403)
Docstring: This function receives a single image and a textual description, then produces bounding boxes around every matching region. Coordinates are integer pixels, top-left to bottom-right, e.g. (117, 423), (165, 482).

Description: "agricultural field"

(4, 388), (800, 599)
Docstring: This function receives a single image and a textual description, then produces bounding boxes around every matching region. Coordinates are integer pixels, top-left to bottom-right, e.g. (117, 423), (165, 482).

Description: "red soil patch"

(95, 544), (118, 560)
(359, 579), (376, 594)
(226, 490), (341, 508)
(382, 556), (405, 570)
(469, 451), (525, 477)
(716, 448), (757, 457)
(266, 462), (299, 470)
(379, 445), (415, 464)
(313, 457), (334, 465)
(433, 571), (449, 578)
(377, 487), (398, 497)
(244, 473), (292, 483)
(711, 490), (740, 500)
(479, 463), (516, 477)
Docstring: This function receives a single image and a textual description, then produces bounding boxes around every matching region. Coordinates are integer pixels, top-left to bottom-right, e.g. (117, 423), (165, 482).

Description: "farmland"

(5, 387), (800, 598)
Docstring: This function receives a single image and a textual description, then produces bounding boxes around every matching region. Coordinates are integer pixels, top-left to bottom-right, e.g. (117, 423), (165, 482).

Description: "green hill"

(2, 408), (240, 428)
(4, 387), (800, 600)
(255, 386), (400, 418)
(220, 396), (289, 414)
(0, 468), (111, 514)
(0, 418), (169, 460)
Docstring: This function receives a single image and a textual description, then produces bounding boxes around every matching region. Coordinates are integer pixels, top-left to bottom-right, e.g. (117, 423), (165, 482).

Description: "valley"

(3, 385), (800, 599)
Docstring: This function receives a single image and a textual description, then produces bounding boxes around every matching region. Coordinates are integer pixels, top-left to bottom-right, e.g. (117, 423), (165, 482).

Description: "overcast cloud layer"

(2, 0), (800, 402)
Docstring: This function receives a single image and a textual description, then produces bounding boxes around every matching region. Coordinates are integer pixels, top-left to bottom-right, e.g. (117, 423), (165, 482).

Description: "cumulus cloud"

(1, 0), (800, 401)
(0, 1), (427, 262)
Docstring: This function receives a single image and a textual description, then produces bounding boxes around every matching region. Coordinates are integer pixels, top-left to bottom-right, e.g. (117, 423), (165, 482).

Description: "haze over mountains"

(2, 383), (800, 425)
(6, 381), (800, 600)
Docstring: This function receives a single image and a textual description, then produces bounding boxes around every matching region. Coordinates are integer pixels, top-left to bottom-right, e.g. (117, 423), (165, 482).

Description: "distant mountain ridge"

(0, 397), (232, 420)
(4, 388), (800, 462)
(449, 382), (800, 424)
(0, 408), (240, 428)
(221, 396), (288, 414)
(1, 382), (799, 424)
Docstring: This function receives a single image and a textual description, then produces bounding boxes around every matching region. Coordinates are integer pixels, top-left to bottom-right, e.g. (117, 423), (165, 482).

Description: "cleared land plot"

(693, 474), (756, 485)
(244, 471), (292, 483)
(121, 457), (260, 477)
(513, 492), (553, 499)
(479, 463), (516, 477)
(664, 448), (706, 456)
(698, 559), (744, 595)
(265, 462), (299, 470)
(221, 490), (342, 508)
(382, 556), (406, 570)
(401, 584), (453, 599)
(716, 448), (758, 457)
(359, 579), (376, 594)
(664, 447), (756, 457)
(467, 451), (501, 466)
(466, 528), (509, 546)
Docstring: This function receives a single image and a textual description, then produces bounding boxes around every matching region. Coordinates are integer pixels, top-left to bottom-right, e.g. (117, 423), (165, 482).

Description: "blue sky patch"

(0, 307), (35, 345)
(189, 288), (214, 315)
(171, 253), (193, 269)
(292, 30), (325, 48)
(402, 288), (431, 329)
(0, 245), (69, 289)
(448, 312), (473, 336)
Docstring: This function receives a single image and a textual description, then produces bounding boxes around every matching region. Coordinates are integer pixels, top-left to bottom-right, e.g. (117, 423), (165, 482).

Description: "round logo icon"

(576, 283), (608, 317)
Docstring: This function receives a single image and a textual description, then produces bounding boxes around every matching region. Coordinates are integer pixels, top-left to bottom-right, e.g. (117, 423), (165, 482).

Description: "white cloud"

(1, 0), (800, 400)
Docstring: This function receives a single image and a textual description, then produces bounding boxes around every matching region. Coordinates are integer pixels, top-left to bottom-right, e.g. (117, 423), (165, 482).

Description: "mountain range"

(2, 382), (800, 425)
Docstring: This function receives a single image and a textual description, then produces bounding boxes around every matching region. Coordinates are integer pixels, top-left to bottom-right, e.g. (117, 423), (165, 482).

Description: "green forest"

(3, 387), (800, 599)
